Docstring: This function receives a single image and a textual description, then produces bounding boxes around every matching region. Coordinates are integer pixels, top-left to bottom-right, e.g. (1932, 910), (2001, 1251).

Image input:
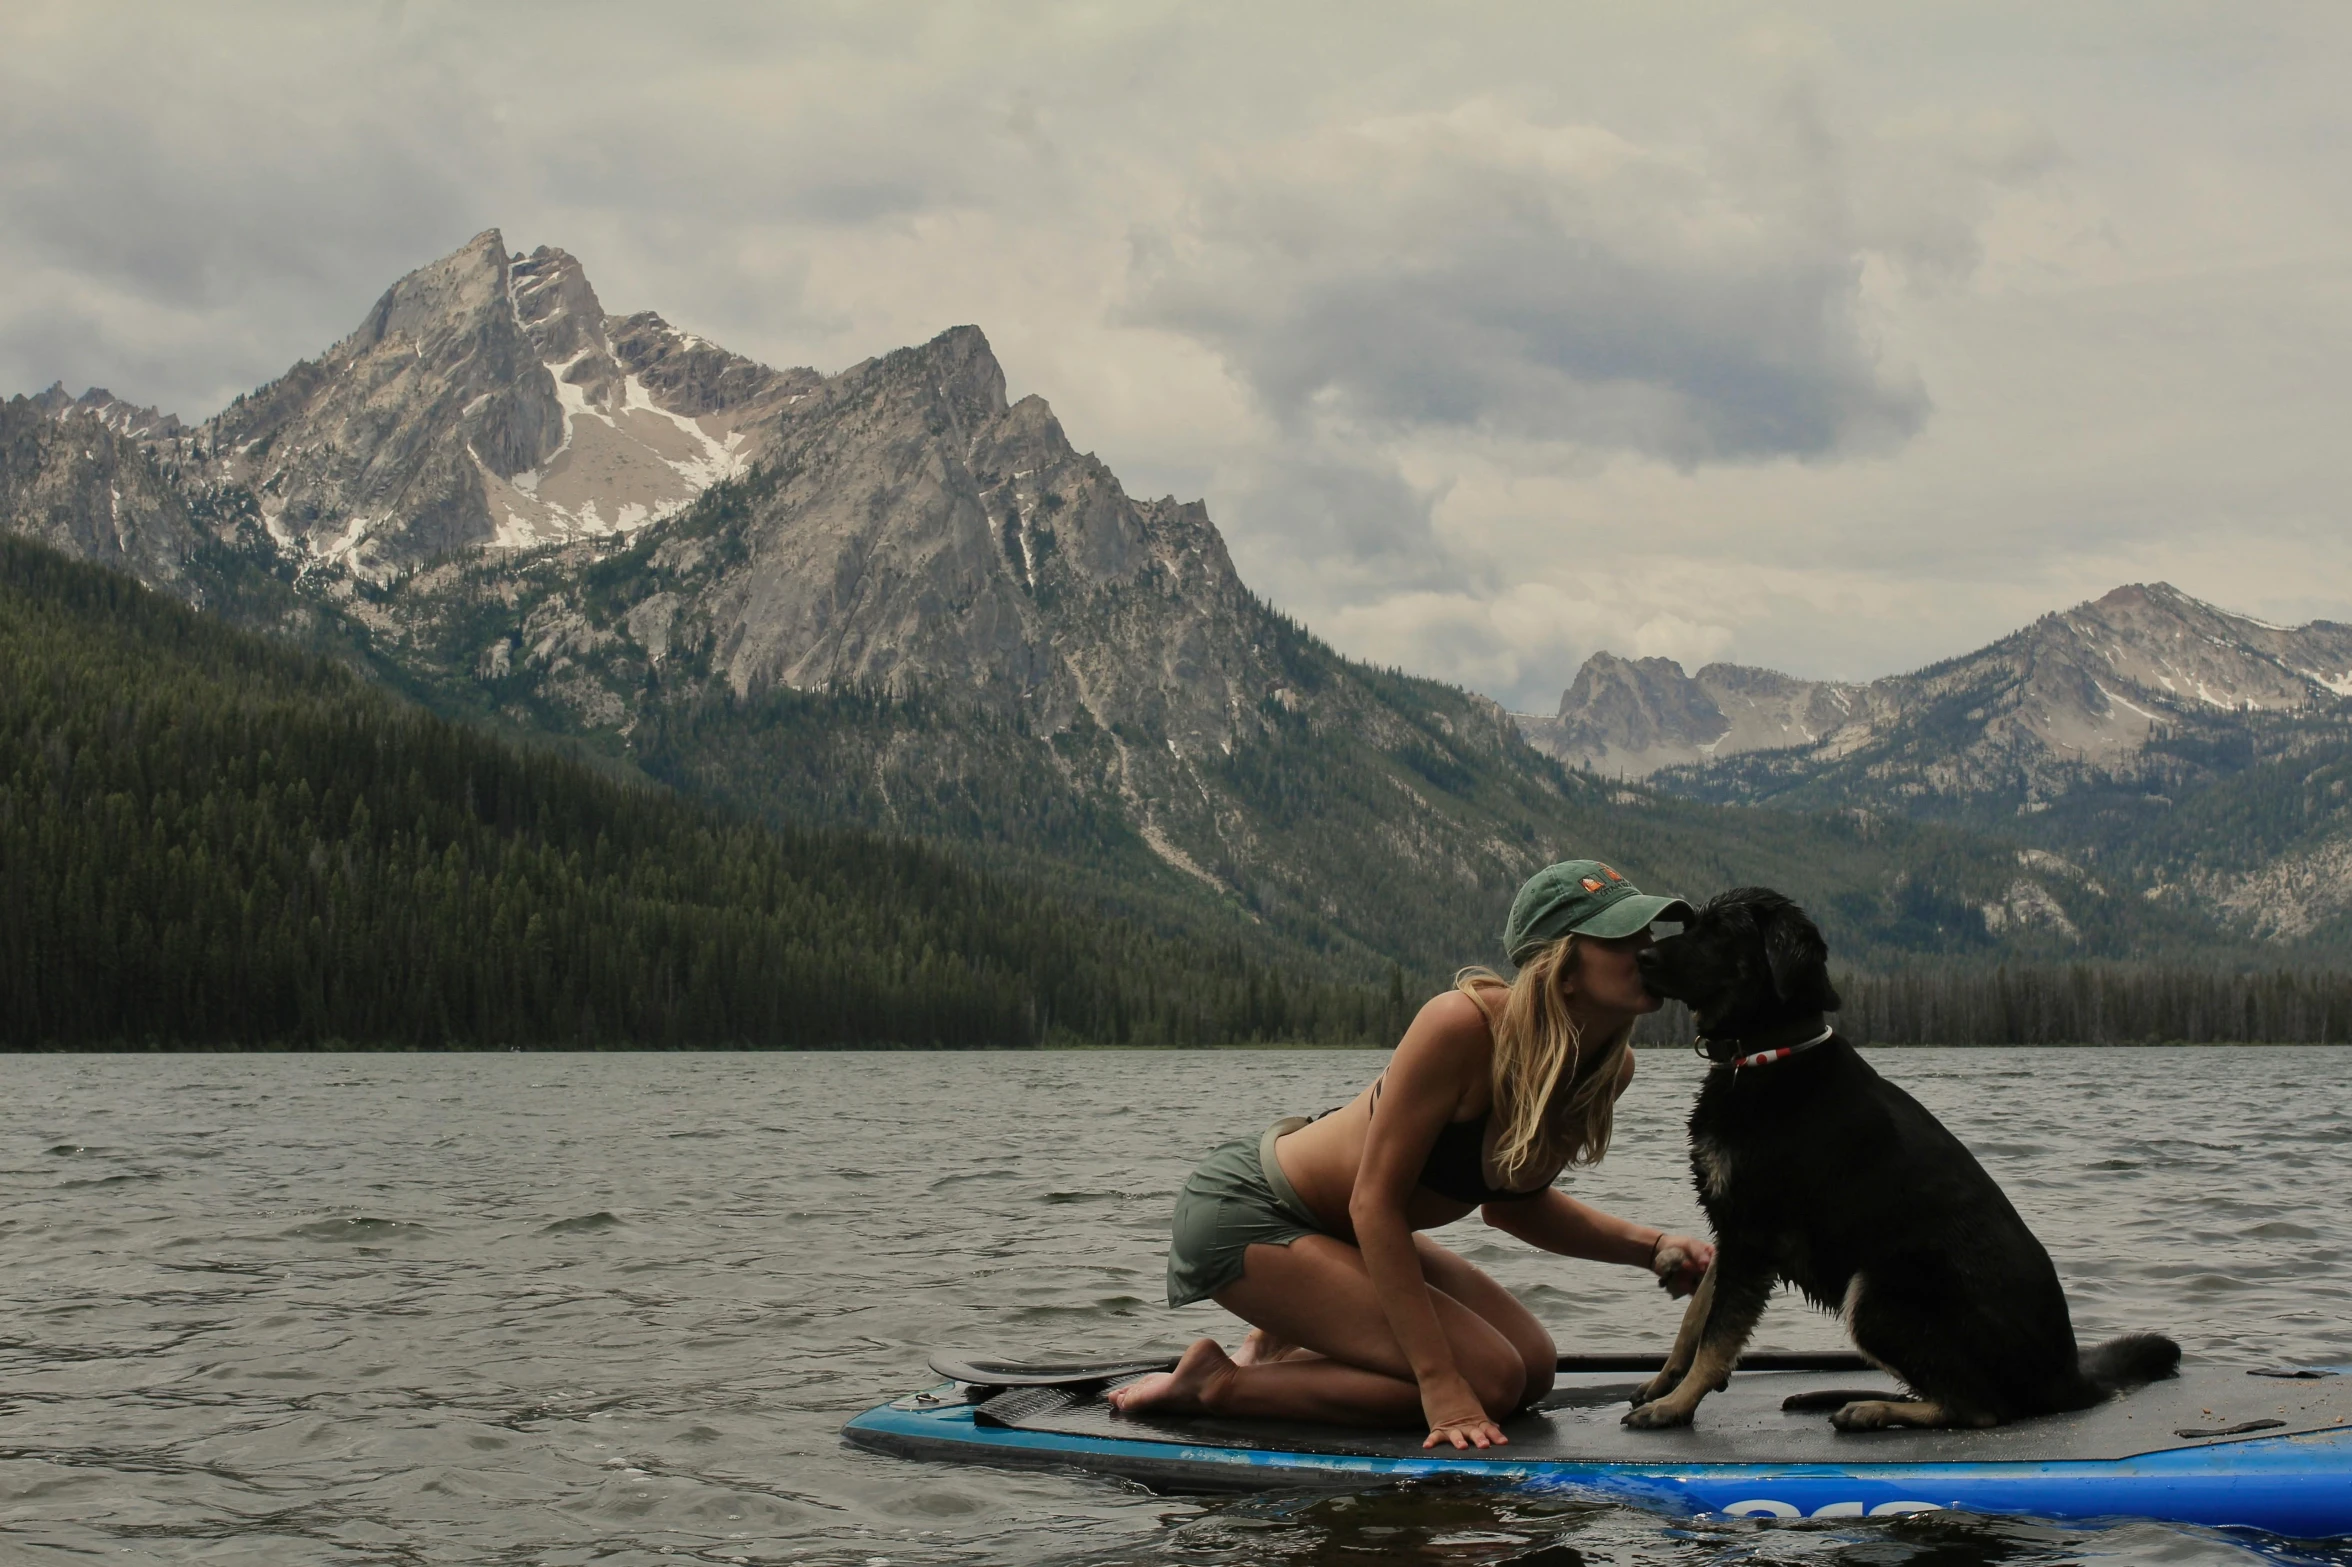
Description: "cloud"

(1221, 437), (1454, 590)
(1630, 613), (1736, 670)
(0, 1), (1059, 418)
(1126, 100), (1940, 466)
(2, 1), (2346, 709)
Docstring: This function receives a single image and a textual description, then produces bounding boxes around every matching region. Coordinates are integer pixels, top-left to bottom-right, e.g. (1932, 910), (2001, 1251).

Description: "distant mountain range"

(1517, 585), (2352, 944)
(1520, 584), (2352, 783)
(8, 230), (2349, 977)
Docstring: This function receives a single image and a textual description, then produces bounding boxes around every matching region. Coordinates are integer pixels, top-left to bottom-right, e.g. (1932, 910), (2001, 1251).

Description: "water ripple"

(1, 1046), (2347, 1564)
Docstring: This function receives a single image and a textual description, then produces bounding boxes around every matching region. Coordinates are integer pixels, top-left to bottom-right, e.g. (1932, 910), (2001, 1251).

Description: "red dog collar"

(1730, 1024), (1834, 1070)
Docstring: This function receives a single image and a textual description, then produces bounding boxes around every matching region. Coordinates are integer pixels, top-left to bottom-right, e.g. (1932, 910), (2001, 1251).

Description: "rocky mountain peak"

(906, 323), (1011, 431)
(2048, 581), (2352, 711)
(1514, 593), (2352, 929)
(1518, 651), (1864, 777)
(511, 246), (609, 366)
(179, 232), (825, 577)
(1559, 653), (1728, 746)
(196, 227), (562, 576)
(608, 312), (820, 420)
(822, 325), (1015, 459)
(14, 240), (2352, 965)
(2, 395), (201, 591)
(678, 318), (1271, 753)
(31, 384), (184, 440)
(343, 228), (520, 361)
(1521, 578), (2352, 786)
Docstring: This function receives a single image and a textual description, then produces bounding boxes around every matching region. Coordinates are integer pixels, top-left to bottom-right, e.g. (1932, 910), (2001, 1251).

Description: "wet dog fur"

(1622, 886), (2179, 1432)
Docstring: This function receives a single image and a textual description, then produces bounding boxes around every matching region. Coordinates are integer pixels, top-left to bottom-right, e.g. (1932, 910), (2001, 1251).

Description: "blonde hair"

(1455, 934), (1635, 1184)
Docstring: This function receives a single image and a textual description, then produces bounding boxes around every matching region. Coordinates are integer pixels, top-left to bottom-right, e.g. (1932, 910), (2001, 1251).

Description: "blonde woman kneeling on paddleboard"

(1110, 860), (1715, 1450)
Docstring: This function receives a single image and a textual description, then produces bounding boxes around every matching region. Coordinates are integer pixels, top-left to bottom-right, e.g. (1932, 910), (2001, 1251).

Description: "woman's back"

(1272, 989), (1544, 1235)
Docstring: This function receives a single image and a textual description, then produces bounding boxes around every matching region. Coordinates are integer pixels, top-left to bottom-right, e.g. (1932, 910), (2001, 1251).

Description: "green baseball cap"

(1504, 859), (1692, 965)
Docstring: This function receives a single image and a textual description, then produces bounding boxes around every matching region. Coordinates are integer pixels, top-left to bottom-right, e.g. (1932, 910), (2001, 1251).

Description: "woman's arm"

(1349, 992), (1506, 1448)
(1484, 1192), (1714, 1295)
(1479, 1046), (1709, 1290)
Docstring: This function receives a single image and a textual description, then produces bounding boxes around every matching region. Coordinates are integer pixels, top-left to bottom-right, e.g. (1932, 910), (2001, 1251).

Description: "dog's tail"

(2078, 1332), (2182, 1396)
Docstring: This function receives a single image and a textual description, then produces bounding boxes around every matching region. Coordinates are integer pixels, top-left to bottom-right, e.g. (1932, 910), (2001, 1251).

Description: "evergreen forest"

(1631, 964), (2352, 1047)
(0, 537), (1407, 1049)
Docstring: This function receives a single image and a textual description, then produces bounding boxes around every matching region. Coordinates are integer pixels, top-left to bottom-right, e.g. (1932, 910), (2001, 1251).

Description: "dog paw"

(1830, 1400), (1895, 1431)
(1628, 1369), (1680, 1407)
(1622, 1399), (1696, 1430)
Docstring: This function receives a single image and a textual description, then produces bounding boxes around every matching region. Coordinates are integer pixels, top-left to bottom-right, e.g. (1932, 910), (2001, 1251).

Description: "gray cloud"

(2, 2), (2347, 702)
(1220, 436), (1458, 592)
(1127, 103), (1935, 465)
(0, 2), (1041, 418)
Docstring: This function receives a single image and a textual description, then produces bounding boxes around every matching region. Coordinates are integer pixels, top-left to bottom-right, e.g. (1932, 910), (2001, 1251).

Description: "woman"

(1111, 859), (1715, 1450)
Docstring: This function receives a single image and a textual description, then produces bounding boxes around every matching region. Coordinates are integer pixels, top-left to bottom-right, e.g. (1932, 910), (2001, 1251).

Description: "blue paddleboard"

(843, 1352), (2352, 1540)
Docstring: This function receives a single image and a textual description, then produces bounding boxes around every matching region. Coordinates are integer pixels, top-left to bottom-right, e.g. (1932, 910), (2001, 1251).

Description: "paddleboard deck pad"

(844, 1353), (2352, 1539)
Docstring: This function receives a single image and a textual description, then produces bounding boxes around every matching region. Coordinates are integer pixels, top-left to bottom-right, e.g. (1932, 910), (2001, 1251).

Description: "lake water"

(2, 1047), (2348, 1566)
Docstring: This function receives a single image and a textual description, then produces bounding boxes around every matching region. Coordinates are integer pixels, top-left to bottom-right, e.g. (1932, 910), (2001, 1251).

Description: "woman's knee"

(1517, 1313), (1557, 1402)
(1462, 1339), (1528, 1417)
(1518, 1341), (1555, 1406)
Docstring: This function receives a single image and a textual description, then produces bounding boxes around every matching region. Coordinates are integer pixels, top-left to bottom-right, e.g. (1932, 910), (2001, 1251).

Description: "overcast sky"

(7, 2), (2350, 709)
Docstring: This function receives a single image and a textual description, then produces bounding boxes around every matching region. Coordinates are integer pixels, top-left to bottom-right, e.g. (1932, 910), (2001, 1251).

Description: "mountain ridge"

(7, 231), (2344, 975)
(1522, 582), (2352, 943)
(1524, 582), (2352, 786)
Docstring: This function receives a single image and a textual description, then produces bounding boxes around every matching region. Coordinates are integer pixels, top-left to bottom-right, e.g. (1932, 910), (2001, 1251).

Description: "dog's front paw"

(1830, 1400), (1896, 1432)
(1622, 1398), (1696, 1430)
(1628, 1368), (1681, 1407)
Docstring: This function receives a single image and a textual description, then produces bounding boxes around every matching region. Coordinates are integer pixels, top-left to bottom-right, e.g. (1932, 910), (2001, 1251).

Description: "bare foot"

(1233, 1327), (1298, 1367)
(1107, 1338), (1235, 1417)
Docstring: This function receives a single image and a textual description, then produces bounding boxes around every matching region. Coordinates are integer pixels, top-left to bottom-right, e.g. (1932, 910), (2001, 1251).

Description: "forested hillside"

(0, 538), (1402, 1048)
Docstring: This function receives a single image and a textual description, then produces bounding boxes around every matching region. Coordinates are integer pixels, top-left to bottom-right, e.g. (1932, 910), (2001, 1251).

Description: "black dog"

(1622, 887), (2178, 1432)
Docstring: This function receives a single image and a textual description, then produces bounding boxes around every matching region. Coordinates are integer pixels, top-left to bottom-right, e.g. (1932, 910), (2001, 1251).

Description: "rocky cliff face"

(694, 325), (1272, 743)
(29, 384), (184, 440)
(491, 246), (816, 551)
(1516, 652), (1865, 776)
(0, 396), (203, 595)
(197, 231), (565, 574)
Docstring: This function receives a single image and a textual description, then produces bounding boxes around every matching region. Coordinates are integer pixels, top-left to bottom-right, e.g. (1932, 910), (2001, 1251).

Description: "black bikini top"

(1369, 1076), (1547, 1205)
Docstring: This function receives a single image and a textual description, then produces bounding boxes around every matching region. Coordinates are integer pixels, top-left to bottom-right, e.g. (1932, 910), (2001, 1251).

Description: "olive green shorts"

(1166, 1116), (1330, 1307)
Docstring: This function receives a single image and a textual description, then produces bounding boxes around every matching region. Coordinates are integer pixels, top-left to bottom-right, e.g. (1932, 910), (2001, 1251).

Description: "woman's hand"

(1650, 1233), (1714, 1297)
(1420, 1373), (1509, 1449)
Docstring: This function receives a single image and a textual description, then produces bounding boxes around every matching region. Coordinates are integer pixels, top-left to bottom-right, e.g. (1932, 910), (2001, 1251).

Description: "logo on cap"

(1581, 877), (1605, 892)
(1601, 866), (1623, 881)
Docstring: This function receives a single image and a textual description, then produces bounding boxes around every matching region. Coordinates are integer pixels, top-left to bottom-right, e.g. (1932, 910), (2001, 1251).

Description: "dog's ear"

(1762, 901), (1840, 1013)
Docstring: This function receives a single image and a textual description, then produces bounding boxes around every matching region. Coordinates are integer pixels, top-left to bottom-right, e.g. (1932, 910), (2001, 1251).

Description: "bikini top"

(1369, 1076), (1547, 1204)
